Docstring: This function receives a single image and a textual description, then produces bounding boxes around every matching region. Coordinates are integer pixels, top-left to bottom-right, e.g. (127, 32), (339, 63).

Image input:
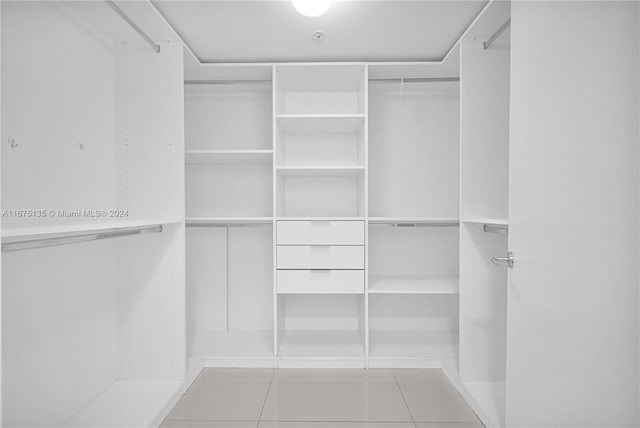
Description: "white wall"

(369, 83), (459, 218)
(3, 243), (118, 427)
(1, 2), (118, 220)
(507, 1), (639, 425)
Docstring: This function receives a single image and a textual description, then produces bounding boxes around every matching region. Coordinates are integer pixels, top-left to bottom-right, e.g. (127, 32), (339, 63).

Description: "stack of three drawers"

(276, 220), (365, 294)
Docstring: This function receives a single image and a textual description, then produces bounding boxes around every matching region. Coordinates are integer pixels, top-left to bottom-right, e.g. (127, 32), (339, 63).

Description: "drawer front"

(277, 220), (365, 245)
(277, 246), (364, 269)
(277, 270), (365, 294)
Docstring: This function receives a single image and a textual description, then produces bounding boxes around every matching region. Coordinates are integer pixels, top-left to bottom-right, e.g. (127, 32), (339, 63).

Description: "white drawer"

(277, 245), (364, 269)
(277, 220), (365, 245)
(277, 270), (365, 294)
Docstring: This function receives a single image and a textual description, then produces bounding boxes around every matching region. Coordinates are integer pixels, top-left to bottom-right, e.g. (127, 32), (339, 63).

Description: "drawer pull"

(310, 221), (331, 226)
(310, 245), (331, 249)
(310, 269), (331, 274)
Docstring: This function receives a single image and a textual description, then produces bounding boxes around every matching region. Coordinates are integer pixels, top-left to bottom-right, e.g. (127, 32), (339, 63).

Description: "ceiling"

(152, 0), (488, 63)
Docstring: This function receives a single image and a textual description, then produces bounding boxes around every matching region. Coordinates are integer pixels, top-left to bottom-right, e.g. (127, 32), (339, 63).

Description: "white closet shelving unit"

(185, 58), (462, 371)
(274, 64), (368, 368)
(367, 65), (460, 368)
(458, 1), (510, 427)
(184, 76), (274, 376)
(1, 1), (185, 427)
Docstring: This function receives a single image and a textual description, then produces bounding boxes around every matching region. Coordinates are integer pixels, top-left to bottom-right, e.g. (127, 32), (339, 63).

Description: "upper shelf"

(276, 114), (365, 134)
(276, 166), (365, 177)
(461, 217), (508, 226)
(185, 150), (273, 164)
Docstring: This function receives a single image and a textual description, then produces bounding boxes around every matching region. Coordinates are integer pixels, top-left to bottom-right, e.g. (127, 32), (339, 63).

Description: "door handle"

(491, 251), (515, 268)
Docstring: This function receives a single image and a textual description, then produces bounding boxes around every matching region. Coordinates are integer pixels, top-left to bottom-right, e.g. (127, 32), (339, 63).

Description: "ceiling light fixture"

(292, 0), (332, 17)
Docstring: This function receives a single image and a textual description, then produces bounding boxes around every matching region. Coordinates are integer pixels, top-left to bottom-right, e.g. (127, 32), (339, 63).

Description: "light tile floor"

(161, 369), (484, 428)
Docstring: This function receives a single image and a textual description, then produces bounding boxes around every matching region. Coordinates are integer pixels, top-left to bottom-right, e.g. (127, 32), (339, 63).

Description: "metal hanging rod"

(369, 77), (460, 84)
(2, 225), (163, 252)
(483, 224), (508, 234)
(185, 80), (272, 86)
(371, 222), (459, 228)
(483, 18), (511, 50)
(184, 77), (459, 86)
(186, 222), (272, 228)
(104, 0), (161, 53)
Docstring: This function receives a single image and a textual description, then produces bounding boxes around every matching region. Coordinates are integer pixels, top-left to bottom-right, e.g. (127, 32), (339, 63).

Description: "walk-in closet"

(2, 0), (640, 427)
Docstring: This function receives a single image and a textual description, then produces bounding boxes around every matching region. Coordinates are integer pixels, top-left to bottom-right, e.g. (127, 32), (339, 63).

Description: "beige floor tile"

(415, 424), (484, 428)
(200, 368), (275, 378)
(259, 423), (415, 428)
(391, 369), (443, 380)
(395, 377), (479, 423)
(165, 373), (273, 421)
(260, 373), (411, 422)
(273, 369), (395, 380)
(161, 421), (258, 428)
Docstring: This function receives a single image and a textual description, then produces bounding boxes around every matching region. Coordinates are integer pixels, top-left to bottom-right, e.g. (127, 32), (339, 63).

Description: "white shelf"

(65, 380), (182, 427)
(276, 114), (365, 133)
(276, 216), (365, 221)
(461, 381), (506, 428)
(2, 219), (181, 242)
(186, 217), (273, 226)
(185, 150), (273, 164)
(189, 330), (274, 360)
(276, 166), (365, 176)
(462, 217), (508, 226)
(368, 217), (460, 225)
(369, 330), (459, 359)
(369, 277), (459, 294)
(278, 329), (365, 360)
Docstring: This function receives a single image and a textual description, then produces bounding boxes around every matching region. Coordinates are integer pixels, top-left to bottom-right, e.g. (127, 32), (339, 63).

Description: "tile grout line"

(256, 369), (277, 428)
(392, 370), (418, 428)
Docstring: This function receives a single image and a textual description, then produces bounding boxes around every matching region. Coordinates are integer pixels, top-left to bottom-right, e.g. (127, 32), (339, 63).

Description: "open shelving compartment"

(459, 2), (509, 226)
(368, 223), (460, 367)
(187, 224), (274, 371)
(276, 294), (366, 368)
(184, 69), (275, 375)
(1, 2), (185, 426)
(459, 221), (508, 427)
(275, 159), (365, 219)
(458, 1), (511, 425)
(185, 77), (274, 223)
(367, 64), (460, 368)
(368, 75), (460, 219)
(275, 64), (367, 115)
(275, 64), (367, 219)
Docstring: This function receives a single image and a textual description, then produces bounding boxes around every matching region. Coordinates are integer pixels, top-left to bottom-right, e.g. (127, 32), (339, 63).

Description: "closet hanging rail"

(483, 224), (508, 234)
(185, 80), (272, 86)
(483, 18), (511, 50)
(371, 222), (459, 228)
(2, 224), (163, 252)
(104, 0), (161, 53)
(184, 77), (459, 86)
(186, 222), (271, 228)
(369, 77), (460, 84)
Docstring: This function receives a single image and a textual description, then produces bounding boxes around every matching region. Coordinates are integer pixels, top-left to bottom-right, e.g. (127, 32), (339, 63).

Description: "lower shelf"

(66, 380), (182, 427)
(368, 276), (459, 294)
(278, 329), (365, 365)
(189, 329), (274, 360)
(369, 330), (459, 360)
(461, 381), (506, 428)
